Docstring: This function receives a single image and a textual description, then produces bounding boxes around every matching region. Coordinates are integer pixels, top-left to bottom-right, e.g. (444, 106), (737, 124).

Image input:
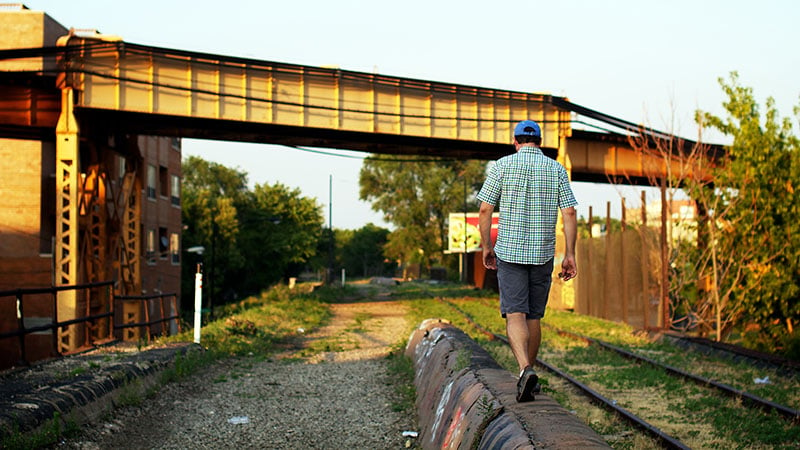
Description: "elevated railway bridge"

(1, 24), (720, 356)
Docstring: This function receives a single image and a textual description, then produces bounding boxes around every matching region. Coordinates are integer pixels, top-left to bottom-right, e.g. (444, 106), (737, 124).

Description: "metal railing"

(0, 281), (179, 367)
(115, 292), (181, 342)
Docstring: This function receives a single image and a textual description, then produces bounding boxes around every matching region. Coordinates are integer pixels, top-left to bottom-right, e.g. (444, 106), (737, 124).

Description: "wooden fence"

(574, 191), (670, 330)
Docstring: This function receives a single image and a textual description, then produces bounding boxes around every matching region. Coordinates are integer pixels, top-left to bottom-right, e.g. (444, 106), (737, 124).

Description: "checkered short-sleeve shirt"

(476, 146), (577, 265)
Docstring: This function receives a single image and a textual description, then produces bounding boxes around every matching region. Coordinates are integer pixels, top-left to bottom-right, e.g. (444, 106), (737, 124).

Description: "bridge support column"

(55, 87), (81, 353)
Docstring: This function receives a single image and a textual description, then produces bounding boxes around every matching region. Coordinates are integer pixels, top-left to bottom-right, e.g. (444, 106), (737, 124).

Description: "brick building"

(0, 5), (182, 369)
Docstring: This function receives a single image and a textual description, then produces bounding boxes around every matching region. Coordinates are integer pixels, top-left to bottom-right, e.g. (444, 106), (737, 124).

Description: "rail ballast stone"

(406, 319), (609, 449)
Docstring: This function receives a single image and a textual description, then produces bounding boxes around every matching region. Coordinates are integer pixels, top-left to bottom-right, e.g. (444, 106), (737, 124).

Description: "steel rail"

(545, 325), (800, 423)
(436, 298), (691, 450)
(665, 333), (800, 376)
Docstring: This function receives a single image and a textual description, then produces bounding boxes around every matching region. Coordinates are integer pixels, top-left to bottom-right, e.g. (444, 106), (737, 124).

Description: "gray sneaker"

(516, 367), (538, 402)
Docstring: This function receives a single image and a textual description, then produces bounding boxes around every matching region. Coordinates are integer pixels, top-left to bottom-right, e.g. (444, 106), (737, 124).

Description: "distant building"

(627, 198), (698, 242)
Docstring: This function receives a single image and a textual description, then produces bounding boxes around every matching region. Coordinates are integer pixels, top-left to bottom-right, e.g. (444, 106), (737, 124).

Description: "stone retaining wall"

(0, 343), (198, 440)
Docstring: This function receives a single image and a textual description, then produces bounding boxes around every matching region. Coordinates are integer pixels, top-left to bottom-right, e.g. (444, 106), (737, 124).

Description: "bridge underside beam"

(566, 130), (685, 186)
(74, 108), (514, 160)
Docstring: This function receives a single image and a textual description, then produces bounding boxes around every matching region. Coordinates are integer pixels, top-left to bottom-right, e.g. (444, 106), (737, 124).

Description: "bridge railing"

(0, 281), (179, 368)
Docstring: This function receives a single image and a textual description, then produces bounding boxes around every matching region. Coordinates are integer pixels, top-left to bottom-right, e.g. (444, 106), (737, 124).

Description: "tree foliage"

(233, 182), (324, 293)
(338, 223), (394, 278)
(621, 73), (799, 356)
(181, 156), (324, 310)
(359, 156), (486, 274)
(180, 157), (248, 309)
(693, 73), (800, 353)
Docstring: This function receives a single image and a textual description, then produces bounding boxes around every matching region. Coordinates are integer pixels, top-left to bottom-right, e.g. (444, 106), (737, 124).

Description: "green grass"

(116, 379), (145, 407)
(1, 412), (80, 450)
(385, 342), (417, 414)
(162, 283), (331, 357)
(345, 312), (372, 333)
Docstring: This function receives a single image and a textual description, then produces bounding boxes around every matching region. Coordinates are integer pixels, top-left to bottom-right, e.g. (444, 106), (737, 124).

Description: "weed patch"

(1, 412), (80, 450)
(386, 342), (417, 415)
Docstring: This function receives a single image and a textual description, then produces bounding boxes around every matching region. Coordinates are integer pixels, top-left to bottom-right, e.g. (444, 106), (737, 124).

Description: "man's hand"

(478, 201), (496, 270)
(559, 255), (577, 281)
(483, 248), (497, 270)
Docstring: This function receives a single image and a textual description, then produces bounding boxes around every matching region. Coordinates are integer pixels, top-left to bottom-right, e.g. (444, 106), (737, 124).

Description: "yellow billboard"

(447, 212), (498, 253)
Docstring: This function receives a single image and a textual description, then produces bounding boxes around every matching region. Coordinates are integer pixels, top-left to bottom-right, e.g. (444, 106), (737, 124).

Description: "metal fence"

(0, 281), (179, 367)
(115, 293), (181, 342)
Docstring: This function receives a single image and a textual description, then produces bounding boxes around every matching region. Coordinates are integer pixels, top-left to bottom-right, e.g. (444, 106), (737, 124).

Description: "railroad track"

(543, 324), (800, 422)
(435, 297), (799, 449)
(664, 332), (800, 377)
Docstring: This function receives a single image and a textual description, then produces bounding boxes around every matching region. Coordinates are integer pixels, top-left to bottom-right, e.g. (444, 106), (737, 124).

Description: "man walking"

(477, 119), (578, 402)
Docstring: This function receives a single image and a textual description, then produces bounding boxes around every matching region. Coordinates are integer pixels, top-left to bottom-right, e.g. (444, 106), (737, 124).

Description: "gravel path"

(57, 300), (417, 449)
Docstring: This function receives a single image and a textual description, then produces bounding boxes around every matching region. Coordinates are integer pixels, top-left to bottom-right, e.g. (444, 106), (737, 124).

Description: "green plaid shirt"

(477, 146), (577, 265)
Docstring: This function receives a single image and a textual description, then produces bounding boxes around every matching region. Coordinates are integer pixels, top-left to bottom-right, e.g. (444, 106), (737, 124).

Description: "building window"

(170, 137), (181, 151)
(170, 232), (180, 265)
(146, 229), (156, 264)
(170, 174), (180, 206)
(146, 165), (157, 200)
(159, 166), (168, 198)
(159, 227), (169, 259)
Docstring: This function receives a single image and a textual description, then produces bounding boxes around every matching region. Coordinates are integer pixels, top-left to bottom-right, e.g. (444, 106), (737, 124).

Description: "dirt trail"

(58, 298), (417, 449)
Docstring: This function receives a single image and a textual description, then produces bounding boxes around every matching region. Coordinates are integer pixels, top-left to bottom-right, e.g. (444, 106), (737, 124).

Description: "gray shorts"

(497, 258), (554, 319)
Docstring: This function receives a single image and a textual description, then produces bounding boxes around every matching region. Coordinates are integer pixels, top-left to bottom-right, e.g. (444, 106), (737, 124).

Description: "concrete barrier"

(406, 319), (610, 449)
(0, 343), (199, 441)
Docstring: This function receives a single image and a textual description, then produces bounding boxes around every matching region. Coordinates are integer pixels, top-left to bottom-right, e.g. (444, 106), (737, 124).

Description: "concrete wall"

(406, 319), (610, 449)
(0, 136), (56, 368)
(0, 5), (67, 71)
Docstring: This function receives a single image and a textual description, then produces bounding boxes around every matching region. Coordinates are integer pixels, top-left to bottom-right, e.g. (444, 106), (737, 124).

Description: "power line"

(285, 145), (470, 163)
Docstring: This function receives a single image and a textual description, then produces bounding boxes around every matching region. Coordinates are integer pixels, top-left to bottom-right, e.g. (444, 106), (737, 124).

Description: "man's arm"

(560, 206), (577, 281)
(478, 201), (497, 270)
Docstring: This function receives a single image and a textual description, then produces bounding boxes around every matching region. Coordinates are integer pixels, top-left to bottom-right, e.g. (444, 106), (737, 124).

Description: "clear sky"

(20, 0), (800, 229)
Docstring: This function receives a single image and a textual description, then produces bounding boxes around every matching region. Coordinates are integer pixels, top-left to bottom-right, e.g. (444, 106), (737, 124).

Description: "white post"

(341, 268), (346, 286)
(193, 264), (203, 344)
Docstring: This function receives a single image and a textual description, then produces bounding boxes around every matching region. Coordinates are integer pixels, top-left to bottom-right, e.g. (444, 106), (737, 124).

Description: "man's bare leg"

(506, 312), (532, 373)
(527, 318), (542, 364)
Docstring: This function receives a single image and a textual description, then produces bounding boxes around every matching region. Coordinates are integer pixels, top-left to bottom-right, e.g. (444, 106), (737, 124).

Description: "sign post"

(186, 246), (205, 344)
(193, 264), (203, 344)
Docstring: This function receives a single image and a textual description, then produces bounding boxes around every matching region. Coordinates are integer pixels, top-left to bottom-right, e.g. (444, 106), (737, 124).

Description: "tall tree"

(181, 156), (324, 309)
(619, 73), (800, 355)
(359, 156), (486, 274)
(339, 223), (393, 277)
(233, 182), (324, 294)
(695, 73), (800, 351)
(180, 157), (249, 310)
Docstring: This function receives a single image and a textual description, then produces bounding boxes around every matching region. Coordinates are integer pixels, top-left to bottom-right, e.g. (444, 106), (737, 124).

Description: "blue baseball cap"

(514, 120), (541, 138)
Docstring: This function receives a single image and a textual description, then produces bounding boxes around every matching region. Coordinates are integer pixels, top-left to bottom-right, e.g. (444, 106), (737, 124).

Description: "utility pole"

(462, 174), (468, 283)
(328, 174), (334, 284)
